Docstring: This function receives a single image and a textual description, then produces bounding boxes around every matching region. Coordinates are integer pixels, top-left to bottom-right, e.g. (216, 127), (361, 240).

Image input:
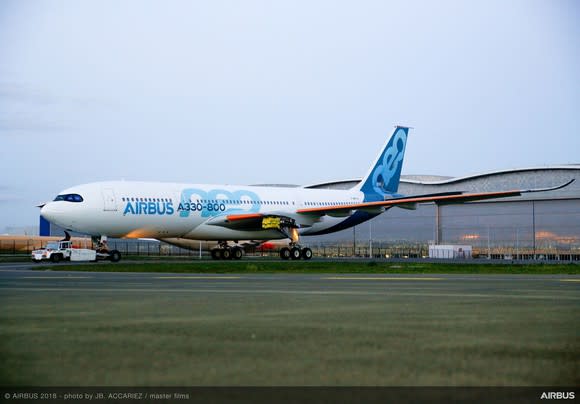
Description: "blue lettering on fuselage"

(123, 201), (175, 216)
(122, 189), (260, 218)
(179, 188), (261, 218)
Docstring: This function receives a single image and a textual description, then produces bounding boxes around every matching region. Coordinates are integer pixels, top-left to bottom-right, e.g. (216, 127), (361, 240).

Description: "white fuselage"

(40, 181), (369, 240)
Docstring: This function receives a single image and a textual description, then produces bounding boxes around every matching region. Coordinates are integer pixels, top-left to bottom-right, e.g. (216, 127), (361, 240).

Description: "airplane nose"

(40, 202), (64, 225)
(40, 203), (54, 221)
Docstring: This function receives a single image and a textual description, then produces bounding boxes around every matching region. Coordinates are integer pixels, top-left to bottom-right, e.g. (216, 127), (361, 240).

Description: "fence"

(0, 238), (93, 254)
(2, 238), (579, 261)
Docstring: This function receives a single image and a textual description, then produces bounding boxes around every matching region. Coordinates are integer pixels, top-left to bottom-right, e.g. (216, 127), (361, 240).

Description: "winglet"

(522, 178), (575, 194)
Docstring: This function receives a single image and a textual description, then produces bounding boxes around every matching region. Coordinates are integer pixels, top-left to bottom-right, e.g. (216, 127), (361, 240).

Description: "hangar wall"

(309, 166), (580, 256)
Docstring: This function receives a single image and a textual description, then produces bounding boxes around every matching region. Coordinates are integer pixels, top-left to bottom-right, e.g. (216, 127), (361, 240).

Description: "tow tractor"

(31, 233), (121, 263)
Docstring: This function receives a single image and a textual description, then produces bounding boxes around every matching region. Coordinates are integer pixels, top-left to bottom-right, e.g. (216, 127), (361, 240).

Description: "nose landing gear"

(93, 235), (122, 262)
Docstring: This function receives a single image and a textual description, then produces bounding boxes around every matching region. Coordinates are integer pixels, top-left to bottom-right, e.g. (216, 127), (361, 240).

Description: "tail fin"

(358, 126), (409, 200)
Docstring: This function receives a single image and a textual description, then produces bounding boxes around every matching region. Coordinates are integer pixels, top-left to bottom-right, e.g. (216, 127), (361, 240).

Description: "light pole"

(515, 228), (519, 260)
(487, 225), (491, 259)
(353, 226), (356, 257)
(369, 220), (373, 259)
(532, 201), (536, 259)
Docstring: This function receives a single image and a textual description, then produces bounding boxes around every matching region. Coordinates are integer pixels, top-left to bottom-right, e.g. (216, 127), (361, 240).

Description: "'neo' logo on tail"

(359, 127), (409, 200)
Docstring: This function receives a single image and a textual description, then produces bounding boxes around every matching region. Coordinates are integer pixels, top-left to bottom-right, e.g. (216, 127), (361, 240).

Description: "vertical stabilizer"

(358, 126), (409, 201)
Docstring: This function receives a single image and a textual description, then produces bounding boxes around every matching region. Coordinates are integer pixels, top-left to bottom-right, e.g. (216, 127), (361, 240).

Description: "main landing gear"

(210, 242), (243, 260)
(279, 246), (312, 260)
(209, 241), (312, 260)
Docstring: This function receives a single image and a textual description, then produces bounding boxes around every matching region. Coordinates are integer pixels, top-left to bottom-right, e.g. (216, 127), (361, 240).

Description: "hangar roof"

(401, 165), (580, 185)
(305, 165), (580, 200)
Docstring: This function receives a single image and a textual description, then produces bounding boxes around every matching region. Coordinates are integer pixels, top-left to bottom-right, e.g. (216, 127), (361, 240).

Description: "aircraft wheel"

(280, 247), (291, 260)
(232, 247), (243, 260)
(290, 247), (301, 260)
(211, 249), (220, 260)
(220, 248), (232, 260)
(301, 247), (313, 260)
(109, 250), (121, 262)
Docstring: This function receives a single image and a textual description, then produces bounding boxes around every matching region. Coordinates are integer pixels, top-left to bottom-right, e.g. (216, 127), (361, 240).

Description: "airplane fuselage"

(41, 181), (374, 240)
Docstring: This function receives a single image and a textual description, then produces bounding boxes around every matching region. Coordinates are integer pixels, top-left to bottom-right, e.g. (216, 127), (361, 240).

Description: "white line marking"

(3, 287), (579, 301)
(154, 276), (242, 280)
(325, 277), (442, 281)
(22, 276), (93, 279)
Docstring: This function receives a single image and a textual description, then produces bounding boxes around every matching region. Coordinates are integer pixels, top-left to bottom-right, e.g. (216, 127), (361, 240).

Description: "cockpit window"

(54, 194), (84, 202)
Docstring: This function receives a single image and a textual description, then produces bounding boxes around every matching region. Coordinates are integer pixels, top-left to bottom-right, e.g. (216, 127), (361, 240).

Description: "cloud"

(0, 194), (23, 204)
(0, 83), (58, 105)
(0, 118), (73, 133)
(0, 82), (113, 133)
(0, 81), (117, 109)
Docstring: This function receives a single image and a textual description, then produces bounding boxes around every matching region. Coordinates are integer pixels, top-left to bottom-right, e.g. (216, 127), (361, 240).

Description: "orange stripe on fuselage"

(226, 213), (264, 222)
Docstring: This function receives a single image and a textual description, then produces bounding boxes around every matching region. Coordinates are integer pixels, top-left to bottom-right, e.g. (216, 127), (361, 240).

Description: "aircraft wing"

(296, 179), (575, 216)
(204, 180), (573, 230)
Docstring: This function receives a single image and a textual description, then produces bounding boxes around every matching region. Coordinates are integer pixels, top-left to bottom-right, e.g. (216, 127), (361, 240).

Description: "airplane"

(39, 126), (574, 261)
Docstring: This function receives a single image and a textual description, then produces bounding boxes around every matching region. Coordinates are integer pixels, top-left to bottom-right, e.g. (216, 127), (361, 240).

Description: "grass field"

(33, 259), (580, 274)
(3, 260), (578, 387)
(1, 276), (578, 386)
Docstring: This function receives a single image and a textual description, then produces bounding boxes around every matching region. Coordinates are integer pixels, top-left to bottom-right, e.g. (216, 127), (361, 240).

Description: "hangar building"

(307, 165), (580, 258)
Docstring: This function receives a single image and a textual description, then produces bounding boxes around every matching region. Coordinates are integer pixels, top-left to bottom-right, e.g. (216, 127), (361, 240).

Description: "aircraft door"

(102, 188), (118, 211)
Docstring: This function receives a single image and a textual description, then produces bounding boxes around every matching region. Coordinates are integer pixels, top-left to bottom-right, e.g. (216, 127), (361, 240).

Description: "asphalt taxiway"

(1, 265), (578, 386)
(1, 266), (579, 300)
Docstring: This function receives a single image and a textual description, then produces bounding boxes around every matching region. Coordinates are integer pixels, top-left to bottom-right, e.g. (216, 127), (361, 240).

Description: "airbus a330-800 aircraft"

(40, 126), (573, 261)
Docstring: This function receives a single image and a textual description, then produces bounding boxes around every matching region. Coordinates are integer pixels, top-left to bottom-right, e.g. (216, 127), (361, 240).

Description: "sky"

(1, 0), (579, 230)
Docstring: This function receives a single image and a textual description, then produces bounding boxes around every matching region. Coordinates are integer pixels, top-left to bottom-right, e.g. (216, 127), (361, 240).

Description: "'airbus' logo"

(123, 201), (175, 216)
